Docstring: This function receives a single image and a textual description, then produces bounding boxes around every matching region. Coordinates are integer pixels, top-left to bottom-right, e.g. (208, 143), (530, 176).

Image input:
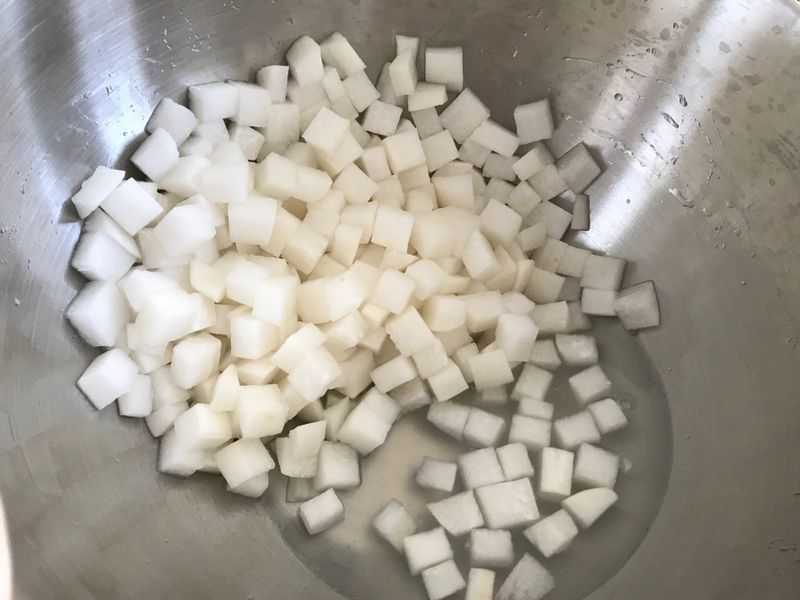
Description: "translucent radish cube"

(404, 528), (453, 575)
(264, 103), (301, 154)
(459, 139), (491, 168)
(526, 267), (565, 304)
(424, 46), (463, 92)
(480, 198), (523, 245)
(569, 365), (612, 406)
(282, 224), (328, 275)
(458, 448), (505, 490)
(470, 529), (514, 568)
(403, 261), (444, 303)
(581, 254), (626, 290)
(512, 143), (554, 180)
(412, 107), (443, 138)
(389, 50), (417, 96)
(497, 443), (535, 481)
(171, 333), (221, 389)
(101, 179), (163, 235)
(72, 166), (125, 219)
(496, 554), (554, 600)
(518, 223), (547, 253)
(422, 130), (459, 173)
(463, 292), (505, 333)
(581, 288), (617, 317)
(271, 323), (325, 371)
(463, 409), (506, 448)
(358, 145), (392, 182)
(157, 429), (210, 477)
(385, 306), (437, 356)
(252, 276), (298, 329)
(188, 82), (238, 121)
(518, 397), (554, 421)
(574, 443), (619, 488)
(524, 509), (578, 558)
(320, 32), (365, 77)
(528, 165), (567, 202)
(427, 360), (469, 402)
(286, 36), (324, 85)
(147, 98), (197, 145)
(512, 364), (553, 402)
(257, 65), (290, 102)
(373, 499), (416, 551)
(538, 447), (574, 502)
(118, 374), (153, 418)
(146, 401), (189, 437)
(438, 325), (473, 355)
(462, 231), (499, 282)
(471, 120), (519, 158)
(174, 403), (232, 449)
(553, 411), (601, 450)
(465, 568), (495, 600)
(77, 348), (139, 410)
(71, 231), (135, 282)
(495, 314), (538, 363)
(336, 400), (391, 456)
(302, 106), (349, 154)
(468, 350), (514, 391)
(532, 302), (570, 335)
(230, 313), (279, 359)
(513, 99), (554, 145)
(432, 173), (474, 211)
(363, 100), (403, 136)
(614, 280), (660, 330)
(561, 488), (618, 528)
(286, 477), (318, 503)
(408, 82), (448, 112)
(554, 333), (598, 367)
(422, 560), (466, 600)
(299, 488), (344, 535)
(508, 415), (551, 452)
(587, 398), (628, 434)
(215, 438), (274, 489)
(371, 355), (417, 393)
(331, 164), (377, 206)
(412, 340), (450, 379)
(558, 244), (591, 278)
(288, 346), (342, 403)
(369, 269), (415, 315)
(427, 490), (484, 537)
(389, 377), (432, 414)
(427, 402), (471, 440)
(383, 130), (426, 173)
(235, 384), (287, 438)
(314, 441), (360, 490)
(423, 296), (466, 333)
(482, 153), (516, 181)
(440, 89), (490, 144)
(475, 478), (539, 529)
(556, 143), (602, 193)
(416, 457), (457, 492)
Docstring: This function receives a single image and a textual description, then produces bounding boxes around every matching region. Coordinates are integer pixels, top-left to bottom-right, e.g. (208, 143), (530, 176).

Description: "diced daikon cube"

(173, 403), (232, 449)
(458, 448), (505, 489)
(287, 345), (342, 403)
(508, 415), (551, 452)
(404, 528), (453, 575)
(482, 153), (516, 182)
(571, 193), (590, 230)
(614, 280), (660, 330)
(287, 36), (324, 85)
(408, 82), (447, 112)
(72, 166), (125, 219)
(428, 491), (485, 537)
(557, 143), (602, 193)
(416, 457), (457, 492)
(432, 173), (474, 210)
(531, 301), (570, 335)
(425, 47), (463, 91)
(118, 374), (153, 418)
(518, 222), (547, 253)
(229, 312), (280, 359)
(508, 182), (542, 218)
(496, 554), (554, 600)
(475, 478), (539, 529)
(581, 254), (626, 291)
(511, 364), (553, 402)
(497, 443), (535, 480)
(427, 402), (471, 440)
(421, 560), (466, 600)
(373, 499), (416, 551)
(170, 333), (221, 390)
(272, 323), (325, 372)
(314, 440), (360, 490)
(427, 360), (469, 402)
(587, 398), (628, 434)
(479, 198), (522, 245)
(569, 365), (612, 406)
(470, 529), (514, 568)
(369, 269), (416, 315)
(553, 412), (601, 450)
(528, 165), (567, 202)
(235, 384), (287, 438)
(525, 267), (565, 304)
(468, 350), (513, 391)
(371, 205), (415, 253)
(422, 296), (466, 333)
(561, 487), (618, 528)
(215, 438), (274, 489)
(389, 50), (418, 96)
(412, 107), (443, 138)
(320, 32), (366, 77)
(188, 82), (238, 121)
(538, 447), (574, 502)
(336, 398), (391, 455)
(513, 99), (553, 144)
(385, 306), (437, 356)
(229, 82), (271, 127)
(518, 397), (554, 421)
(574, 443), (619, 488)
(524, 509), (578, 558)
(465, 569), (494, 600)
(371, 355), (417, 393)
(464, 408), (506, 448)
(342, 70), (380, 112)
(389, 377), (432, 414)
(77, 348), (139, 410)
(581, 288), (617, 317)
(146, 401), (188, 437)
(302, 106), (350, 154)
(555, 333), (598, 367)
(558, 244), (591, 278)
(494, 314), (537, 363)
(299, 488), (344, 535)
(71, 230), (136, 282)
(412, 340), (450, 379)
(462, 231), (499, 282)
(470, 120), (519, 157)
(440, 89), (490, 143)
(463, 291), (504, 334)
(422, 130), (459, 173)
(101, 179), (163, 235)
(383, 130), (426, 174)
(362, 100), (403, 136)
(358, 146), (392, 182)
(147, 98), (197, 145)
(256, 65), (290, 102)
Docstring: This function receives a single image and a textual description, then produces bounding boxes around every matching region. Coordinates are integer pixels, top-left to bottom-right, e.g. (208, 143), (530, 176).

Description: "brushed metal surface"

(1, 0), (799, 599)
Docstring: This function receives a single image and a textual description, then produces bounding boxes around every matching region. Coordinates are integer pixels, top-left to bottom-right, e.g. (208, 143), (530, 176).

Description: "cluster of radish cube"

(65, 30), (661, 599)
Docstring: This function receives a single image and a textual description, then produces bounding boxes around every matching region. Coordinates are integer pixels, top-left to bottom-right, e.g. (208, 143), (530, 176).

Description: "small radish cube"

(427, 402), (471, 440)
(272, 323), (325, 371)
(235, 385), (287, 438)
(587, 398), (628, 434)
(335, 348), (375, 399)
(320, 32), (366, 77)
(373, 499), (416, 551)
(478, 386), (509, 406)
(518, 222), (547, 253)
(501, 292), (535, 315)
(569, 365), (612, 406)
(497, 554), (554, 600)
(553, 412), (601, 450)
(416, 457), (457, 492)
(463, 408), (506, 448)
(170, 333), (222, 389)
(427, 359), (469, 402)
(512, 364), (553, 402)
(146, 401), (188, 437)
(303, 106), (350, 153)
(440, 89), (490, 143)
(256, 152), (297, 200)
(66, 281), (130, 347)
(236, 358), (279, 386)
(425, 47), (463, 91)
(358, 146), (392, 181)
(479, 198), (523, 245)
(556, 143), (602, 193)
(518, 397), (554, 421)
(229, 82), (271, 127)
(459, 139), (491, 168)
(369, 269), (416, 315)
(428, 491), (485, 536)
(529, 200), (572, 240)
(386, 306), (437, 356)
(558, 244), (591, 278)
(101, 179), (163, 235)
(72, 166), (125, 219)
(497, 443), (535, 480)
(469, 350), (514, 391)
(513, 99), (554, 144)
(299, 488), (345, 535)
(525, 267), (565, 304)
(422, 560), (466, 600)
(465, 569), (495, 600)
(157, 429), (210, 477)
(458, 447), (504, 489)
(534, 238), (567, 273)
(188, 82), (238, 121)
(288, 345), (342, 402)
(485, 178), (514, 204)
(389, 377), (432, 414)
(483, 153), (517, 181)
(323, 396), (352, 441)
(571, 193), (590, 230)
(363, 100), (403, 136)
(422, 130), (459, 173)
(582, 288), (617, 316)
(286, 477), (319, 503)
(475, 478), (539, 529)
(581, 254), (626, 291)
(287, 36), (324, 85)
(405, 260), (445, 301)
(412, 340), (450, 379)
(147, 98), (197, 145)
(333, 163), (378, 205)
(151, 366), (190, 409)
(215, 438), (274, 489)
(174, 403), (232, 449)
(383, 130), (426, 173)
(84, 206), (141, 261)
(77, 348), (139, 410)
(562, 487), (618, 528)
(470, 120), (519, 157)
(438, 325), (473, 355)
(256, 65), (290, 102)
(412, 107), (443, 138)
(463, 292), (505, 333)
(336, 398), (392, 455)
(343, 70), (380, 112)
(432, 173), (474, 210)
(340, 204), (377, 244)
(228, 472), (269, 498)
(209, 364), (240, 412)
(282, 224), (328, 275)
(371, 355), (417, 392)
(523, 509), (578, 558)
(538, 447), (574, 502)
(470, 529), (514, 569)
(314, 441), (360, 490)
(252, 276), (298, 328)
(71, 231), (135, 282)
(423, 296), (466, 333)
(462, 231), (500, 282)
(495, 314), (538, 363)
(389, 50), (417, 96)
(230, 313), (280, 359)
(153, 203), (217, 256)
(532, 301), (570, 335)
(404, 528), (453, 575)
(614, 280), (660, 330)
(574, 443), (619, 488)
(513, 143), (554, 180)
(276, 420), (327, 477)
(118, 374), (153, 418)
(508, 182), (542, 218)
(508, 415), (551, 452)
(528, 165), (568, 201)
(555, 333), (598, 367)
(322, 311), (369, 353)
(408, 82), (447, 112)
(263, 103), (301, 154)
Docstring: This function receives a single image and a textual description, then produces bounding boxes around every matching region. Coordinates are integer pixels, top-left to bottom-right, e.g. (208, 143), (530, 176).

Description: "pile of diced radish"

(66, 31), (660, 600)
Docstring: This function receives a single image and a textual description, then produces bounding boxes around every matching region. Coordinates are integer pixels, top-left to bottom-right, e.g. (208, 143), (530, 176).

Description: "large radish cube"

(132, 128), (180, 182)
(282, 224), (328, 275)
(101, 179), (163, 235)
(512, 364), (553, 402)
(320, 32), (365, 77)
(614, 280), (660, 330)
(209, 364), (240, 412)
(483, 153), (517, 181)
(235, 384), (287, 438)
(71, 166), (125, 219)
(412, 107), (443, 138)
(334, 164), (378, 205)
(508, 415), (551, 452)
(66, 281), (130, 347)
(553, 411), (601, 450)
(416, 457), (457, 492)
(508, 182), (542, 218)
(463, 292), (504, 333)
(528, 165), (568, 202)
(532, 301), (570, 335)
(423, 296), (466, 332)
(526, 267), (565, 304)
(228, 472), (269, 498)
(464, 408), (506, 448)
(157, 429), (210, 477)
(252, 276), (298, 328)
(440, 89), (490, 143)
(518, 223), (547, 253)
(497, 443), (535, 480)
(373, 499), (417, 551)
(303, 106), (349, 153)
(538, 447), (574, 502)
(342, 70), (380, 112)
(171, 333), (221, 389)
(518, 397), (555, 421)
(389, 377), (432, 414)
(432, 173), (474, 210)
(458, 448), (504, 489)
(264, 103), (301, 154)
(77, 348), (139, 410)
(359, 146), (392, 181)
(427, 491), (485, 537)
(561, 487), (618, 528)
(574, 443), (619, 488)
(470, 529), (514, 568)
(581, 254), (626, 290)
(314, 441), (360, 490)
(582, 288), (617, 316)
(471, 120), (519, 157)
(288, 346), (342, 403)
(227, 196), (278, 246)
(569, 365), (612, 406)
(153, 203), (216, 256)
(188, 82), (238, 121)
(299, 488), (344, 535)
(422, 130), (459, 173)
(71, 230), (135, 281)
(587, 397), (628, 434)
(371, 355), (417, 392)
(230, 313), (280, 359)
(513, 99), (554, 144)
(406, 260), (446, 301)
(423, 561), (466, 600)
(557, 143), (602, 193)
(412, 340), (451, 379)
(463, 231), (500, 282)
(118, 374), (153, 418)
(215, 438), (274, 489)
(469, 350), (514, 391)
(554, 333), (598, 367)
(151, 366), (190, 409)
(255, 152), (297, 200)
(174, 404), (233, 449)
(287, 36), (324, 85)
(385, 306), (436, 356)
(459, 138), (491, 168)
(513, 143), (554, 180)
(363, 100), (403, 136)
(495, 314), (538, 362)
(83, 208), (141, 259)
(370, 269), (416, 314)
(146, 401), (189, 437)
(427, 360), (469, 402)
(425, 46), (463, 91)
(523, 509), (578, 558)
(383, 130), (426, 173)
(480, 199), (522, 244)
(336, 398), (391, 455)
(475, 478), (539, 529)
(427, 402), (470, 440)
(389, 50), (417, 96)
(147, 98), (197, 145)
(408, 82), (447, 112)
(404, 528), (453, 575)
(257, 65), (290, 102)
(558, 244), (591, 277)
(496, 554), (554, 600)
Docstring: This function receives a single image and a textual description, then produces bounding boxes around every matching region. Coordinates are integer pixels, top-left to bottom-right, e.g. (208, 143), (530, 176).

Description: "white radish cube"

(470, 530), (514, 568)
(425, 47), (463, 91)
(101, 179), (163, 235)
(277, 420), (327, 477)
(587, 398), (628, 434)
(253, 276), (298, 328)
(497, 443), (535, 480)
(282, 224), (328, 275)
(463, 231), (499, 282)
(230, 82), (271, 127)
(571, 193), (590, 230)
(236, 357), (279, 386)
(432, 173), (474, 210)
(459, 139), (491, 168)
(412, 340), (450, 379)
(485, 177), (514, 204)
(451, 343), (479, 383)
(146, 401), (189, 437)
(322, 311), (368, 353)
(437, 325), (472, 355)
(151, 366), (190, 409)
(497, 554), (554, 600)
(482, 153), (517, 182)
(320, 32), (366, 77)
(465, 569), (495, 600)
(297, 399), (325, 422)
(558, 244), (591, 278)
(383, 130), (426, 173)
(469, 350), (514, 391)
(508, 182), (542, 218)
(532, 302), (570, 335)
(582, 254), (626, 291)
(404, 528), (453, 575)
(85, 208), (141, 262)
(230, 313), (279, 359)
(371, 355), (417, 393)
(389, 50), (417, 96)
(501, 292), (535, 315)
(562, 488), (618, 528)
(423, 296), (466, 333)
(303, 106), (349, 153)
(314, 441), (360, 490)
(288, 346), (342, 403)
(553, 412), (601, 450)
(440, 89), (490, 143)
(427, 402), (471, 440)
(159, 155), (209, 197)
(72, 166), (125, 219)
(373, 175), (404, 207)
(458, 448), (505, 489)
(525, 267), (565, 304)
(475, 478), (539, 529)
(188, 82), (238, 121)
(582, 288), (617, 317)
(557, 143), (602, 193)
(153, 203), (217, 257)
(373, 499), (417, 551)
(358, 146), (392, 182)
(513, 259), (534, 293)
(389, 377), (432, 413)
(299, 488), (344, 535)
(171, 333), (221, 389)
(396, 34), (419, 58)
(408, 82), (447, 112)
(340, 204), (377, 245)
(508, 415), (551, 452)
(471, 120), (519, 157)
(555, 333), (598, 367)
(533, 238), (566, 273)
(518, 223), (547, 253)
(336, 400), (391, 456)
(215, 438), (274, 489)
(422, 560), (466, 600)
(524, 509), (578, 558)
(464, 409), (506, 448)
(332, 163), (378, 205)
(614, 281), (660, 330)
(343, 70), (380, 112)
(157, 429), (209, 477)
(257, 65), (290, 102)
(377, 62), (402, 106)
(236, 384), (287, 438)
(574, 443), (619, 488)
(422, 132), (459, 174)
(118, 374), (153, 418)
(363, 100), (403, 136)
(427, 360), (469, 402)
(369, 269), (416, 314)
(538, 447), (574, 502)
(495, 314), (538, 363)
(518, 397), (554, 421)
(428, 491), (485, 536)
(528, 200), (572, 239)
(335, 348), (375, 399)
(227, 196), (279, 247)
(569, 365), (612, 406)
(287, 140), (321, 167)
(512, 364), (553, 402)
(528, 165), (568, 201)
(77, 348), (138, 410)
(147, 98), (197, 145)
(193, 120), (230, 144)
(412, 107), (443, 138)
(255, 152), (297, 200)
(209, 364), (240, 412)
(513, 99), (554, 144)
(71, 231), (135, 282)
(463, 292), (504, 333)
(264, 103), (301, 154)
(385, 307), (437, 357)
(287, 36), (324, 85)
(404, 260), (444, 302)
(416, 457), (457, 492)
(479, 386), (509, 406)
(174, 403), (232, 449)
(228, 472), (269, 498)
(323, 396), (352, 441)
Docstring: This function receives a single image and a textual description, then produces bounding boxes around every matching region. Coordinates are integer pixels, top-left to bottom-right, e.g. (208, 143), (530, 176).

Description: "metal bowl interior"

(1, 1), (800, 599)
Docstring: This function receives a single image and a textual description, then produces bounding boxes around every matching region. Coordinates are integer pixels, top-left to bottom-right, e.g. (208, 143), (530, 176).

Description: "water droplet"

(614, 92), (624, 102)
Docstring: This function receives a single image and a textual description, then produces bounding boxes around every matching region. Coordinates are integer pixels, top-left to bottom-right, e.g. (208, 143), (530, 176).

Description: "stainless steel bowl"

(2, 1), (799, 598)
